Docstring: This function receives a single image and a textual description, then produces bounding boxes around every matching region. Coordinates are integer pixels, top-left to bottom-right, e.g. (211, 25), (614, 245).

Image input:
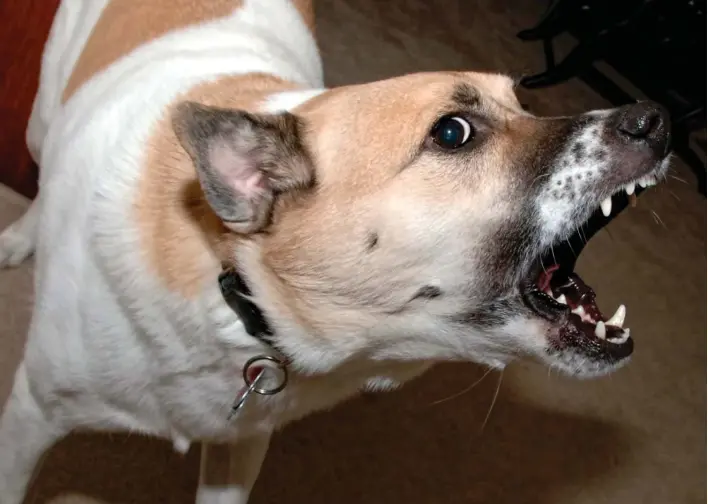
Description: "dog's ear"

(172, 101), (314, 234)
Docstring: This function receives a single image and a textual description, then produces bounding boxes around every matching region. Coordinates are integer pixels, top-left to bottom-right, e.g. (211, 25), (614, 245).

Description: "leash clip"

(227, 355), (289, 420)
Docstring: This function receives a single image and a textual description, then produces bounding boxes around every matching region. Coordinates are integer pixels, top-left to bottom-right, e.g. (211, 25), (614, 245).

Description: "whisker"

(667, 190), (681, 202)
(532, 172), (552, 187)
(575, 229), (583, 246)
(566, 238), (577, 257)
(651, 210), (667, 229)
(539, 253), (548, 274)
(480, 370), (504, 432)
(668, 174), (688, 184)
(427, 367), (494, 406)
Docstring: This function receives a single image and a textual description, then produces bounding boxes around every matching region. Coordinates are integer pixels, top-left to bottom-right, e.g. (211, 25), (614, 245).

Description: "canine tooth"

(606, 304), (626, 327)
(571, 306), (590, 324)
(556, 294), (567, 305)
(620, 328), (630, 343)
(600, 197), (612, 217)
(610, 328), (630, 344)
(625, 183), (635, 195)
(595, 320), (606, 339)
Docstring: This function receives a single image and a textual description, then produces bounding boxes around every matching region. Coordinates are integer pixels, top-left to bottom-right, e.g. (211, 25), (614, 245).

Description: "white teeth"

(638, 176), (657, 189)
(625, 183), (635, 195)
(595, 320), (606, 339)
(606, 304), (626, 328)
(620, 328), (630, 343)
(571, 305), (594, 323)
(600, 197), (612, 217)
(609, 328), (630, 344)
(556, 294), (567, 305)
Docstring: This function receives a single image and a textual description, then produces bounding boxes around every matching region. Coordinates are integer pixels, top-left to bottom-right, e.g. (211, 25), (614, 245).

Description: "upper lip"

(596, 169), (663, 217)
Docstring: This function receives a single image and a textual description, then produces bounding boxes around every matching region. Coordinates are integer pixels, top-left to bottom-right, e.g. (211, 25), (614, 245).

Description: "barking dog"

(0, 1), (670, 503)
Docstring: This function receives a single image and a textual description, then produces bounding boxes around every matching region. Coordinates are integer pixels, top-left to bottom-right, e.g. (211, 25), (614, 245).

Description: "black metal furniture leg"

(521, 34), (608, 89)
(517, 0), (567, 41)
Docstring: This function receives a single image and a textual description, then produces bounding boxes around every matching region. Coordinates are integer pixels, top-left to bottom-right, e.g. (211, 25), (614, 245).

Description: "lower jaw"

(526, 163), (669, 373)
(523, 255), (634, 370)
(541, 341), (633, 378)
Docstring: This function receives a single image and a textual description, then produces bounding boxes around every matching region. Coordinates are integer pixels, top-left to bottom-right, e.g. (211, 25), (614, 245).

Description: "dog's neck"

(133, 72), (327, 368)
(135, 73), (301, 291)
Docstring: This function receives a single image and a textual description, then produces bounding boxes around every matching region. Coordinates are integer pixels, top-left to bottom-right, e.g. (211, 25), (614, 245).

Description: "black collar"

(218, 267), (277, 350)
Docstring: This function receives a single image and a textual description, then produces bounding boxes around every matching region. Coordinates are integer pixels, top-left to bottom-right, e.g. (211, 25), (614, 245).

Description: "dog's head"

(173, 71), (671, 378)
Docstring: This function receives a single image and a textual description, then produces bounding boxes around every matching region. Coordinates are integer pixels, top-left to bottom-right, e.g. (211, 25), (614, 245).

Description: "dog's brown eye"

(431, 116), (474, 149)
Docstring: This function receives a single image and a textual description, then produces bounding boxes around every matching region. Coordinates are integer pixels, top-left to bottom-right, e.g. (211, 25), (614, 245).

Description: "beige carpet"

(1, 0), (706, 503)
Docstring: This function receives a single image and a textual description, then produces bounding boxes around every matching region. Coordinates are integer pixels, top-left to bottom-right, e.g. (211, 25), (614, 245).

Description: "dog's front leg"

(0, 365), (66, 504)
(196, 431), (272, 504)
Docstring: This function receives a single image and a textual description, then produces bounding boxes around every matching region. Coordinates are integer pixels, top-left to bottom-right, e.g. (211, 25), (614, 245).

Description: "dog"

(0, 0), (672, 503)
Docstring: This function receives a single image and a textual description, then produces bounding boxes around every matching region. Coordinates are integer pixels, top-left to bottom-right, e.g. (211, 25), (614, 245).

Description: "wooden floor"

(0, 0), (60, 199)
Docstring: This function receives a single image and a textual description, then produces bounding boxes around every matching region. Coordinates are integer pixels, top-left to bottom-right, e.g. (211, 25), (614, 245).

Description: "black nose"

(615, 101), (672, 157)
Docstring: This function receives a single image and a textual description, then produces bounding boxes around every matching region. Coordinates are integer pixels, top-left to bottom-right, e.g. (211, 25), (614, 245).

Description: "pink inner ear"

(208, 142), (267, 198)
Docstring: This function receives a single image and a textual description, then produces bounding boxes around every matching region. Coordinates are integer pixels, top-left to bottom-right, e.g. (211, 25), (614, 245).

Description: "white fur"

(26, 0), (113, 163)
(0, 1), (335, 503)
(196, 435), (272, 504)
(537, 121), (611, 244)
(0, 1), (659, 502)
(263, 88), (325, 112)
(0, 198), (40, 267)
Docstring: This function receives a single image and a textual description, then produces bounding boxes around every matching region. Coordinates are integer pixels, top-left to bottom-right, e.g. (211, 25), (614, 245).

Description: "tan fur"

(253, 72), (527, 332)
(263, 72), (523, 257)
(137, 70), (527, 321)
(291, 0), (316, 34)
(63, 0), (316, 103)
(62, 0), (242, 103)
(136, 73), (304, 298)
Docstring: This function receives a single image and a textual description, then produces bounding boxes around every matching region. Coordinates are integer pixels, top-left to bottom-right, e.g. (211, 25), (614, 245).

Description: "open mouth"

(523, 260), (633, 363)
(520, 176), (663, 365)
(515, 100), (672, 371)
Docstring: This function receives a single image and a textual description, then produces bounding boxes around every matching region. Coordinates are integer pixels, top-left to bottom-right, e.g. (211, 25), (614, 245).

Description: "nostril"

(624, 113), (657, 137)
(613, 101), (672, 158)
(617, 105), (662, 139)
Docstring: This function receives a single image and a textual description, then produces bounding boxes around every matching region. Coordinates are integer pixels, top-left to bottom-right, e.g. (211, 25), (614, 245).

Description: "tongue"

(550, 272), (603, 322)
(537, 264), (560, 292)
(547, 270), (628, 341)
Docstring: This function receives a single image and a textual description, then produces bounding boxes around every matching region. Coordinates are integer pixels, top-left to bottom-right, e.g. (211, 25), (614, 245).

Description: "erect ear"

(172, 101), (314, 234)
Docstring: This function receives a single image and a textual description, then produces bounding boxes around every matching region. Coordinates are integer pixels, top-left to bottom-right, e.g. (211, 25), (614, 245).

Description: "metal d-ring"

(242, 355), (289, 396)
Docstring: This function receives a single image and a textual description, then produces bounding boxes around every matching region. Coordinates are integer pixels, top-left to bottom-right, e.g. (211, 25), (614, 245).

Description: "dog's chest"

(104, 288), (419, 441)
(146, 328), (426, 441)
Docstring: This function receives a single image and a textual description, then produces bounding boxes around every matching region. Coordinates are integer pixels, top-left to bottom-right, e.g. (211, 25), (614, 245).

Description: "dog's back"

(1, 2), (324, 501)
(0, 2), (674, 503)
(29, 0), (322, 166)
(24, 0), (325, 420)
